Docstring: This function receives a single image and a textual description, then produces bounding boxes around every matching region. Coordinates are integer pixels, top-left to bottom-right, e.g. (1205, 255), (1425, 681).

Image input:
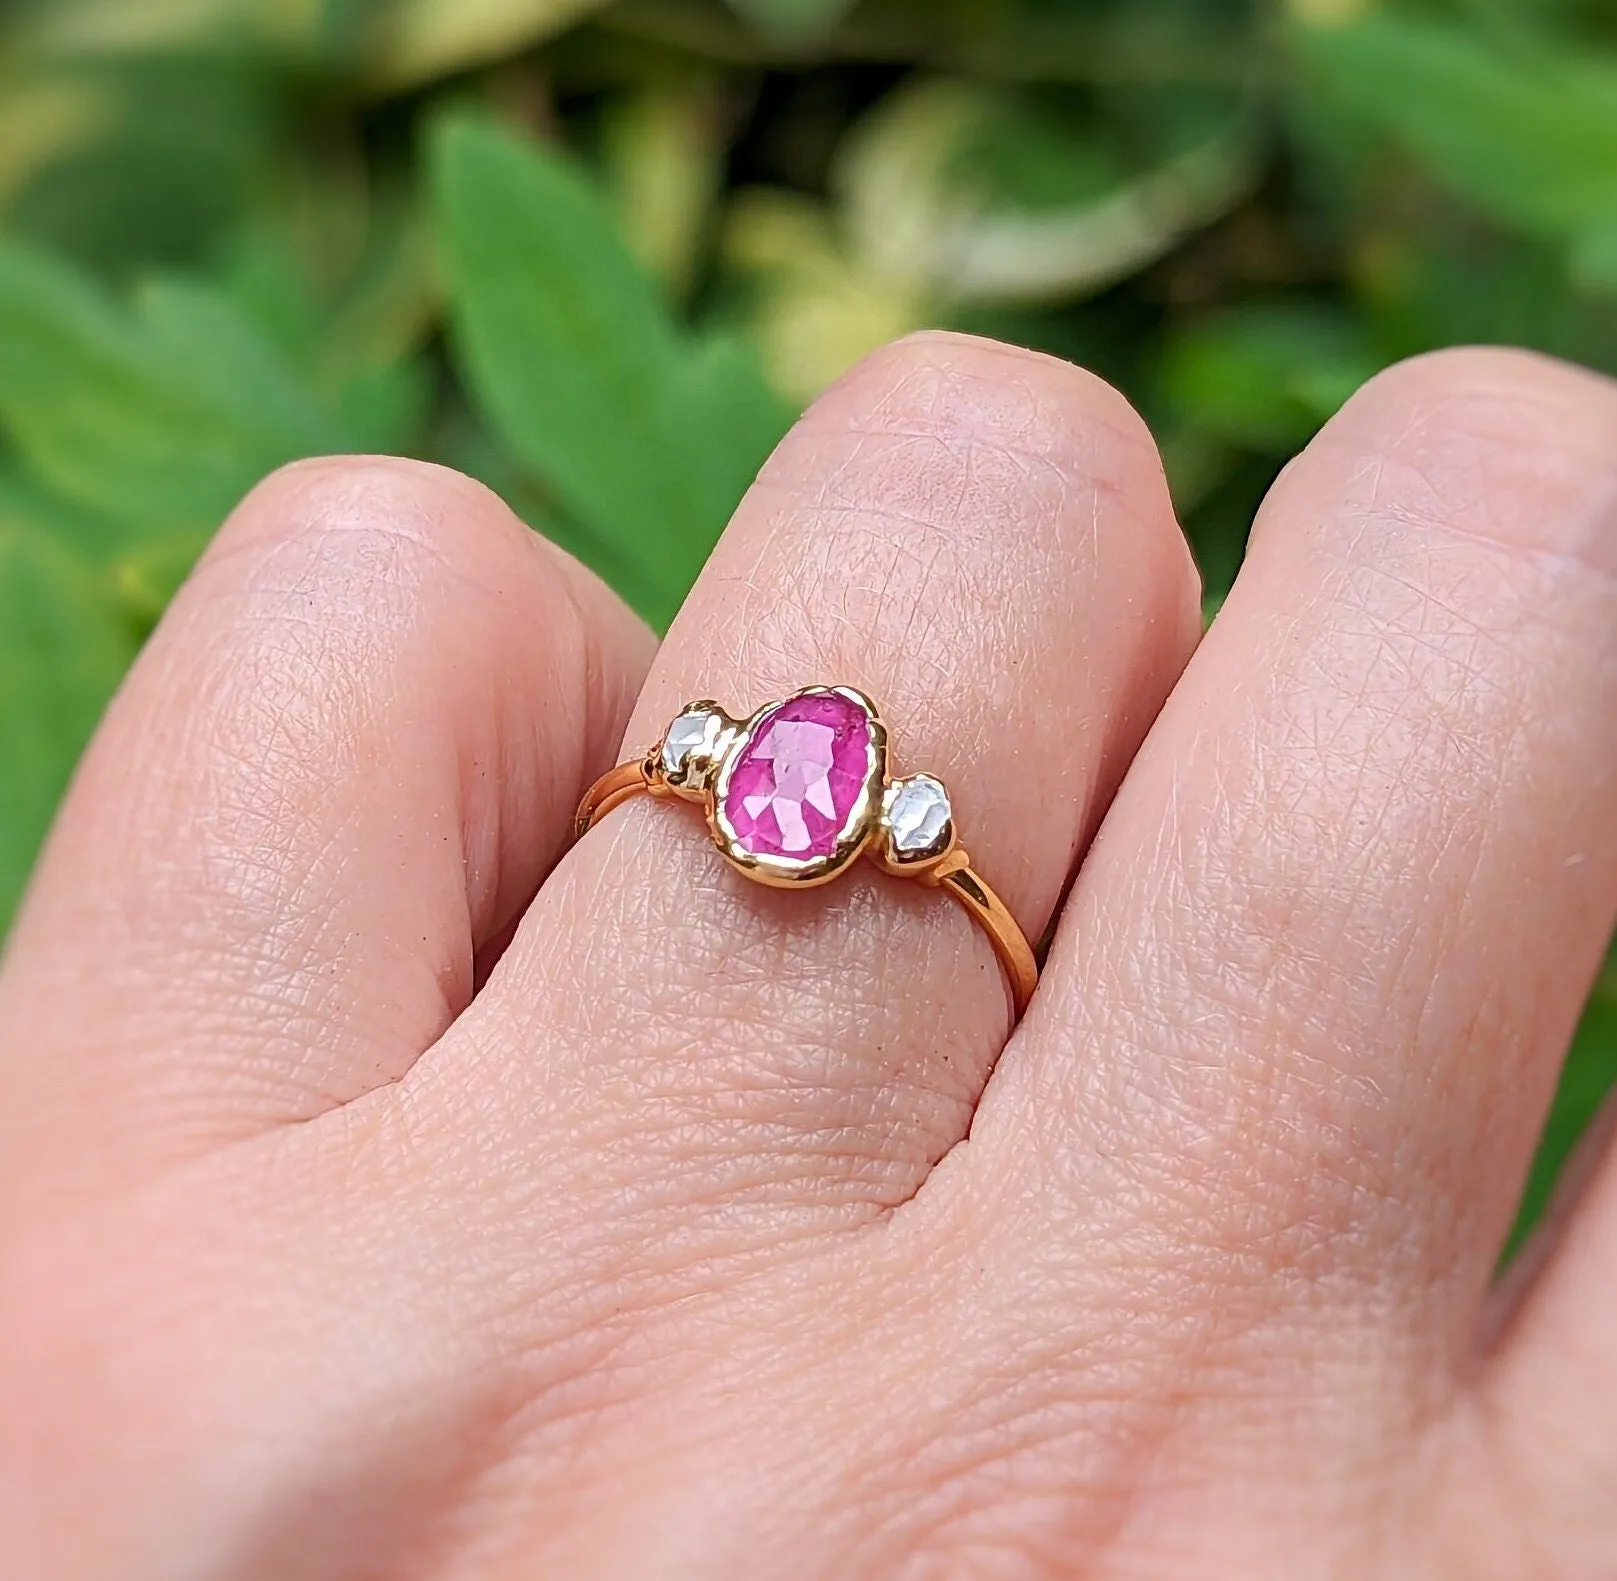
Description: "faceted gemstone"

(885, 774), (953, 860)
(660, 706), (718, 780)
(723, 690), (872, 860)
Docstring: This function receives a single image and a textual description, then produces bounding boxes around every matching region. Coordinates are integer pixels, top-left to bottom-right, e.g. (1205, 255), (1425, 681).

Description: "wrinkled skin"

(2, 334), (1616, 1580)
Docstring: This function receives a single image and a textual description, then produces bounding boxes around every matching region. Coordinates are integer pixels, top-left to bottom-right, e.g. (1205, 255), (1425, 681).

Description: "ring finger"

(413, 330), (1200, 1252)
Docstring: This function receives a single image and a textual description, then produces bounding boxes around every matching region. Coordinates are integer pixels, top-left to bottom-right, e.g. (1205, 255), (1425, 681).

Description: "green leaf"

(837, 77), (1260, 305)
(136, 277), (340, 452)
(3, 54), (284, 279)
(215, 197), (440, 454)
(1570, 218), (1617, 294)
(110, 529), (213, 635)
(431, 115), (792, 626)
(327, 356), (435, 455)
(675, 331), (795, 525)
(1509, 969), (1617, 1255)
(0, 524), (136, 932)
(1160, 302), (1381, 452)
(0, 242), (369, 543)
(1294, 13), (1617, 254)
(723, 0), (857, 44)
(0, 465), (127, 558)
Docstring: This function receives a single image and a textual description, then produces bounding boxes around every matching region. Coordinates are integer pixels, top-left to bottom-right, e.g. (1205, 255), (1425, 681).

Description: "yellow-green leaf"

(371, 0), (610, 90)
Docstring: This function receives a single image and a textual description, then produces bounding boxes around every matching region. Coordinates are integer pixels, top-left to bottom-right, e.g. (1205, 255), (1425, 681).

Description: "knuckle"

(1303, 346), (1617, 574)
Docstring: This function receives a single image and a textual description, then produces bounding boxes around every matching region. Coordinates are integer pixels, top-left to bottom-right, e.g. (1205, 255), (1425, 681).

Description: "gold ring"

(574, 685), (1038, 1019)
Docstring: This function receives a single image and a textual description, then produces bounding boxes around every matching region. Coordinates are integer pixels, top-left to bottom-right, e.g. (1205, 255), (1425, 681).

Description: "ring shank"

(575, 766), (1038, 1020)
(574, 758), (651, 842)
(934, 859), (1038, 1019)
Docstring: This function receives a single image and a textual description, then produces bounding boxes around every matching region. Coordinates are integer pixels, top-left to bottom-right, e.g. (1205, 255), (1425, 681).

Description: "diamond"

(660, 706), (720, 783)
(884, 774), (952, 861)
(721, 690), (874, 861)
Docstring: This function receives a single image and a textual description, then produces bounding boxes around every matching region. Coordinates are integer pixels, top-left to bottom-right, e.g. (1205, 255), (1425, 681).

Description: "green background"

(0, 0), (1611, 1249)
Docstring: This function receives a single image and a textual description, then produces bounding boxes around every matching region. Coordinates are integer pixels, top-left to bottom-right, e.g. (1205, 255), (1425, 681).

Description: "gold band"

(575, 757), (652, 839)
(573, 688), (1039, 1020)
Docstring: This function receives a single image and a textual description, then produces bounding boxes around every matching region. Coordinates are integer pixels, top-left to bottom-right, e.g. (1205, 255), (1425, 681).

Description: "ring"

(574, 685), (1038, 1018)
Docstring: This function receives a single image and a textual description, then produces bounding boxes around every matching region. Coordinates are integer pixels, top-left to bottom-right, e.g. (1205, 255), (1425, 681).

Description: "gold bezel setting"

(644, 686), (969, 889)
(708, 685), (887, 889)
(658, 700), (737, 795)
(577, 685), (1040, 1018)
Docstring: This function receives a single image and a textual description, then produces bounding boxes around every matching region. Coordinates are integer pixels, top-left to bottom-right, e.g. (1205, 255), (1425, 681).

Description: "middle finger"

(967, 348), (1617, 1493)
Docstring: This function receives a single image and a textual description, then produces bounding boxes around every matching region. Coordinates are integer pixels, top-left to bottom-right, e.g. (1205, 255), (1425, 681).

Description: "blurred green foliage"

(0, 0), (1611, 1242)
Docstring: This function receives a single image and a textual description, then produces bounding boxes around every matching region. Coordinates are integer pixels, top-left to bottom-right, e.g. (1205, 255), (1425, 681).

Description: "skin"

(0, 331), (1614, 1579)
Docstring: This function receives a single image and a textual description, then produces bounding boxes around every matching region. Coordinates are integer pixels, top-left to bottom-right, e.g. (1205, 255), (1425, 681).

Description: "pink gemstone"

(723, 691), (872, 860)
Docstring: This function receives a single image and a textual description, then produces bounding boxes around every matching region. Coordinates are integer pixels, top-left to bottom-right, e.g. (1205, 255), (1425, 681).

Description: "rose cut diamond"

(660, 706), (719, 782)
(884, 774), (953, 860)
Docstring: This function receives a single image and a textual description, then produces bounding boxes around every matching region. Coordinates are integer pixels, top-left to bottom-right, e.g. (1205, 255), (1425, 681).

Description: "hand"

(1, 333), (1613, 1579)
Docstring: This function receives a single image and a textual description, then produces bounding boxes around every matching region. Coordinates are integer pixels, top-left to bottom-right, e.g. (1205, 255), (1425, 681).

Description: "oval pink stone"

(723, 691), (872, 860)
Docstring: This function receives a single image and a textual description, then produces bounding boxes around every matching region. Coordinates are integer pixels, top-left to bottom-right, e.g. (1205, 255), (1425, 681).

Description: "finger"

(1461, 1026), (1617, 1564)
(419, 331), (1201, 1246)
(960, 348), (1617, 1482)
(0, 457), (652, 1205)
